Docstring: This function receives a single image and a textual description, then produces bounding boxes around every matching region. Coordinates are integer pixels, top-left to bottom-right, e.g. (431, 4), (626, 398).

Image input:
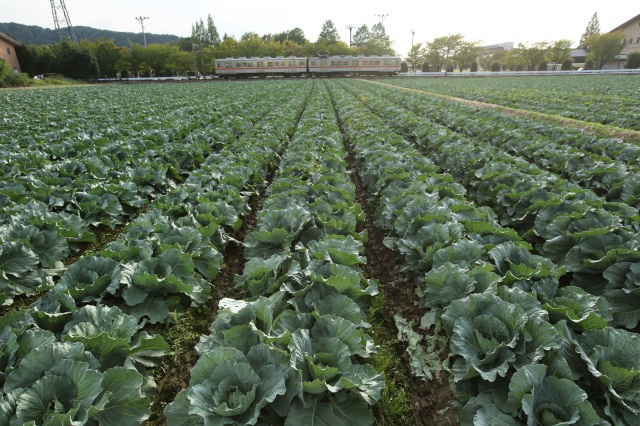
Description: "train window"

(343, 61), (348, 65)
(310, 61), (316, 66)
(375, 61), (380, 65)
(299, 61), (305, 66)
(331, 61), (336, 66)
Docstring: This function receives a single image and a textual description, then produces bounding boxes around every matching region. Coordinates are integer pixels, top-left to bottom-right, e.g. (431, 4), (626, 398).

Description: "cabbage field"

(1, 76), (639, 425)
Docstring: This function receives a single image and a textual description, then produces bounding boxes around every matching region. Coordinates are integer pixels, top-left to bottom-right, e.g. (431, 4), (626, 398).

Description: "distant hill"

(0, 22), (181, 46)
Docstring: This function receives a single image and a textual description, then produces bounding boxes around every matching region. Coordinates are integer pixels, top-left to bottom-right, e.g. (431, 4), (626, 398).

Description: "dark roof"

(0, 31), (21, 46)
(609, 13), (640, 33)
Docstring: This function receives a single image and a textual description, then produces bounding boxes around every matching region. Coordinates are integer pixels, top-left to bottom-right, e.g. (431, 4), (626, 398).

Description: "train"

(214, 55), (402, 78)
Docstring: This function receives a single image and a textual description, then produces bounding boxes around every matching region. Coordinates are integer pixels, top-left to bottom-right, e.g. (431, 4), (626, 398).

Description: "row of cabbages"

(327, 80), (640, 426)
(0, 84), (247, 306)
(385, 89), (640, 206)
(0, 82), (308, 424)
(356, 80), (640, 331)
(165, 83), (384, 425)
(385, 76), (640, 131)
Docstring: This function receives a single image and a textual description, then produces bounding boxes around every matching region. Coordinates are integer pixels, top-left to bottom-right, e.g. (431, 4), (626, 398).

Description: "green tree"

(317, 20), (340, 44)
(517, 41), (549, 70)
(238, 33), (265, 57)
(280, 39), (306, 57)
(214, 35), (239, 59)
(369, 22), (394, 54)
(585, 31), (625, 69)
(625, 51), (640, 69)
(14, 43), (55, 76)
(546, 39), (573, 70)
(479, 49), (506, 71)
(352, 25), (371, 48)
(206, 14), (220, 46)
(406, 42), (424, 71)
(451, 40), (480, 71)
(50, 41), (100, 80)
(272, 28), (308, 45)
(425, 34), (463, 72)
(502, 48), (525, 71)
(91, 38), (127, 78)
(579, 12), (600, 48)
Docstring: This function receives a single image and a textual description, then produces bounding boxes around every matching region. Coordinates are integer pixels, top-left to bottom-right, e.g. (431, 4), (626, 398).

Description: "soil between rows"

(342, 132), (458, 425)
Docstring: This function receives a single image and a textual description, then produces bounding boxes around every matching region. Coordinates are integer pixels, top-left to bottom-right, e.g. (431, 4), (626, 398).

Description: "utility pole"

(135, 16), (149, 47)
(199, 33), (206, 78)
(50, 0), (77, 43)
(345, 24), (356, 47)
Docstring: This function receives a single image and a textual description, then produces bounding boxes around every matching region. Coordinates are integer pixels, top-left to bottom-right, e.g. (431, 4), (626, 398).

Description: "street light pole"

(375, 13), (388, 25)
(345, 24), (355, 47)
(411, 30), (416, 72)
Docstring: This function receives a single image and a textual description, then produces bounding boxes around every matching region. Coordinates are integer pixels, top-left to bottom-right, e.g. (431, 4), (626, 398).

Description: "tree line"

(8, 12), (639, 83)
(406, 13), (636, 72)
(14, 17), (395, 80)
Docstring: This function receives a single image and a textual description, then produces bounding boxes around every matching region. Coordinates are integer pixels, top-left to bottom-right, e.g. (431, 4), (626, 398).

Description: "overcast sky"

(2, 1), (636, 56)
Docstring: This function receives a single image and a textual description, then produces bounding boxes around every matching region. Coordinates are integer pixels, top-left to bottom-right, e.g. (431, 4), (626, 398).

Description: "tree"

(502, 48), (525, 71)
(625, 51), (640, 69)
(406, 42), (424, 71)
(88, 38), (127, 78)
(206, 14), (220, 46)
(425, 34), (463, 72)
(545, 39), (573, 70)
(214, 35), (239, 59)
(451, 40), (480, 71)
(517, 41), (549, 70)
(352, 25), (371, 48)
(238, 33), (265, 57)
(272, 28), (308, 45)
(585, 31), (625, 69)
(369, 22), (394, 54)
(51, 41), (100, 80)
(317, 20), (340, 44)
(579, 12), (600, 48)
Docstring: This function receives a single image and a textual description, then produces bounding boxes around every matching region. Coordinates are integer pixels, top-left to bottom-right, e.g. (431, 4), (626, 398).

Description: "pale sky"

(2, 1), (637, 56)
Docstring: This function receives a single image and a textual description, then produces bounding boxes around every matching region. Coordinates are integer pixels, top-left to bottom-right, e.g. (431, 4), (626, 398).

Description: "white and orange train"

(214, 55), (401, 78)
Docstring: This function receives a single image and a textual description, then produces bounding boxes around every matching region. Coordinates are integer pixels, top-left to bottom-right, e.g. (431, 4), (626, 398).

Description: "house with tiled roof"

(0, 31), (22, 72)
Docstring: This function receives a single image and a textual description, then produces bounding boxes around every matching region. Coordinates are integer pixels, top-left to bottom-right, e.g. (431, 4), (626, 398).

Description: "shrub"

(491, 62), (501, 72)
(0, 59), (31, 88)
(625, 51), (640, 69)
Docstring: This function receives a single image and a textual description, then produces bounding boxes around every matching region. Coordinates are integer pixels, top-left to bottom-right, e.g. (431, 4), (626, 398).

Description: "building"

(607, 13), (640, 68)
(0, 31), (22, 72)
